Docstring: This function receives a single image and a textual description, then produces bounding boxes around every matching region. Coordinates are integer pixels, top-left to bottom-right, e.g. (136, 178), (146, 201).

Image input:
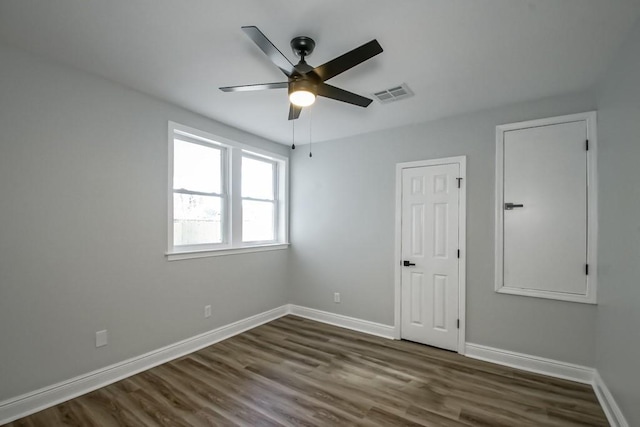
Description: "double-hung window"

(172, 136), (226, 247)
(242, 155), (277, 243)
(168, 122), (288, 260)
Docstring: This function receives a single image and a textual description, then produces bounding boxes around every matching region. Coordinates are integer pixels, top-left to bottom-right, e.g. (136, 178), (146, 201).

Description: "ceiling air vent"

(372, 83), (414, 104)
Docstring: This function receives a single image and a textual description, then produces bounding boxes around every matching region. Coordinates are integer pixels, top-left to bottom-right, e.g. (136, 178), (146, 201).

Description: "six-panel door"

(401, 164), (460, 351)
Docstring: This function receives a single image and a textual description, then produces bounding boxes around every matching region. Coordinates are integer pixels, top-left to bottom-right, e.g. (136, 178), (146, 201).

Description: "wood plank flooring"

(6, 315), (608, 426)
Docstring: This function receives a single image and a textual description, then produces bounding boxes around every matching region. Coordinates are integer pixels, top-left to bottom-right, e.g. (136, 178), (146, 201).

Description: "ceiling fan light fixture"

(289, 80), (317, 107)
(290, 90), (315, 107)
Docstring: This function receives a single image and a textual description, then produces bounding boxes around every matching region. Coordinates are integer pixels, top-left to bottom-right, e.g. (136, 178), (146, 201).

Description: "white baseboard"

(288, 305), (395, 339)
(592, 371), (629, 427)
(465, 343), (595, 384)
(0, 305), (289, 425)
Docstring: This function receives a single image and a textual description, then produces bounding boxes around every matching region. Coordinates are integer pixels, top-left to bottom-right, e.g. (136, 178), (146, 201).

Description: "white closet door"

(503, 121), (587, 295)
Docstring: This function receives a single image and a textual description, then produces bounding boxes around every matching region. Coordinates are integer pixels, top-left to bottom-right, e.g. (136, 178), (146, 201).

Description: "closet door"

(495, 113), (597, 304)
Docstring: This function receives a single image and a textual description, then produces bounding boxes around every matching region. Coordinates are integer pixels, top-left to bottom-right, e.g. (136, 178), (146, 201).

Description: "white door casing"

(495, 112), (597, 304)
(395, 157), (466, 353)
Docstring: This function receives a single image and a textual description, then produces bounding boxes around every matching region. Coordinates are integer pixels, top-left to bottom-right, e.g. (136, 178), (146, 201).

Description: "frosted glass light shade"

(289, 90), (316, 107)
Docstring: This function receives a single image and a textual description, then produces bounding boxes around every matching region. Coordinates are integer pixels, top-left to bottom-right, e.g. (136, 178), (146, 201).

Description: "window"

(242, 155), (276, 242)
(173, 139), (225, 246)
(167, 122), (288, 260)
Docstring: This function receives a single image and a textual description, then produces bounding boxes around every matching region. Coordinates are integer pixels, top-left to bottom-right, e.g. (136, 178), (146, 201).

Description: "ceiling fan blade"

(288, 104), (302, 120)
(313, 39), (383, 82)
(219, 82), (288, 92)
(242, 26), (295, 76)
(317, 83), (373, 107)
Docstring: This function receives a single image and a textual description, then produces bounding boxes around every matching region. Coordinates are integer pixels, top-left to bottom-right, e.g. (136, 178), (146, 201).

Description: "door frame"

(494, 112), (598, 304)
(394, 156), (467, 354)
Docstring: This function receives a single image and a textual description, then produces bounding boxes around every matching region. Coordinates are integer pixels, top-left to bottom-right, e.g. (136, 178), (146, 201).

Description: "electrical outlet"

(334, 292), (341, 303)
(204, 305), (212, 318)
(95, 330), (108, 348)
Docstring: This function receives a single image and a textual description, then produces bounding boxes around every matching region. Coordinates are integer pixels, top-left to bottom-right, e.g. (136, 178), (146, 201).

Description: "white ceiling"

(1, 0), (639, 144)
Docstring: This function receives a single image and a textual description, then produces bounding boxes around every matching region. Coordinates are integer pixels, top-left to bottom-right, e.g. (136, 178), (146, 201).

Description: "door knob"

(505, 202), (524, 210)
(403, 260), (416, 267)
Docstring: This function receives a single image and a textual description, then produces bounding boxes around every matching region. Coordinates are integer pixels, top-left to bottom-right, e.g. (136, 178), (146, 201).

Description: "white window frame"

(167, 122), (289, 260)
(494, 112), (598, 304)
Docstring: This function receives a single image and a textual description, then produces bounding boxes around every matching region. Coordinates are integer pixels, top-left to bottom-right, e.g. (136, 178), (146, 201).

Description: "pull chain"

(291, 117), (296, 150)
(309, 108), (313, 158)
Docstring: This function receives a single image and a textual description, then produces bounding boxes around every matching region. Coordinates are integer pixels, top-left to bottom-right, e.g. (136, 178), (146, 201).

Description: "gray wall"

(595, 19), (640, 426)
(289, 91), (598, 366)
(0, 45), (289, 401)
(4, 19), (639, 417)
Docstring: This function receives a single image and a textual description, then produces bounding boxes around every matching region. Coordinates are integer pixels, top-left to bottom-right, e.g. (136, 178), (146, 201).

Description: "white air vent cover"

(372, 83), (414, 104)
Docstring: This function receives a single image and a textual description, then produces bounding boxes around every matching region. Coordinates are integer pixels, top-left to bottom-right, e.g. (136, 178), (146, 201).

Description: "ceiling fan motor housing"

(289, 78), (317, 94)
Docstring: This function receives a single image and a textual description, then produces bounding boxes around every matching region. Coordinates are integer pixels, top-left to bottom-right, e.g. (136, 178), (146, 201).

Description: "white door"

(401, 163), (460, 351)
(503, 121), (587, 295)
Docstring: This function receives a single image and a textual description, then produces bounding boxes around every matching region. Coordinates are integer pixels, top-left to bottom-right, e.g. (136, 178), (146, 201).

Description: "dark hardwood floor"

(6, 315), (608, 426)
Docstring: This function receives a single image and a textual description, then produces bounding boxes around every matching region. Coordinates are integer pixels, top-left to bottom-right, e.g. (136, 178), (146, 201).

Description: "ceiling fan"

(220, 26), (383, 120)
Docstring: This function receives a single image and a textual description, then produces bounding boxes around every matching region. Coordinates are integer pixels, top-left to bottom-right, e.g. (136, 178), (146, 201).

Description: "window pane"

(242, 156), (274, 200)
(242, 200), (274, 242)
(174, 193), (222, 245)
(174, 139), (221, 193)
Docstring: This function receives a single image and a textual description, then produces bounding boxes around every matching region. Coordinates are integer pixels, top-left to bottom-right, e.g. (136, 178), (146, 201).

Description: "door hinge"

(586, 264), (589, 275)
(457, 319), (460, 329)
(457, 249), (460, 258)
(456, 177), (463, 188)
(586, 139), (589, 151)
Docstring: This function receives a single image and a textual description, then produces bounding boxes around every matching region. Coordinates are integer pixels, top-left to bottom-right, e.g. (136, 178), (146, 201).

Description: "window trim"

(167, 122), (289, 260)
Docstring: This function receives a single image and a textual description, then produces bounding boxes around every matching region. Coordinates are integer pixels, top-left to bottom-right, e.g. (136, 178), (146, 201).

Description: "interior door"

(503, 121), (587, 295)
(401, 163), (459, 351)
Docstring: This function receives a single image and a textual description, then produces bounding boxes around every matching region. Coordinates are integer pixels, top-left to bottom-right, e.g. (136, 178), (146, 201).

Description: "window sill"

(166, 243), (290, 261)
